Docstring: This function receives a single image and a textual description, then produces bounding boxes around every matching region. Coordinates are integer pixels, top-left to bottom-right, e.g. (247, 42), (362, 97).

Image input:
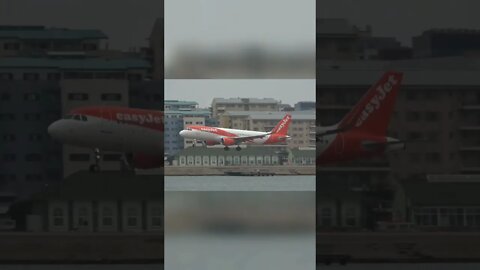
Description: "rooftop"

(164, 100), (198, 106)
(317, 57), (480, 86)
(165, 110), (211, 116)
(212, 98), (279, 104)
(0, 57), (150, 70)
(316, 18), (365, 35)
(224, 111), (315, 120)
(0, 25), (107, 40)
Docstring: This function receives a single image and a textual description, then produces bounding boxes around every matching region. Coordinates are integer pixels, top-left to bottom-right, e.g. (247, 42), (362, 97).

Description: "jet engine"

(221, 137), (236, 146)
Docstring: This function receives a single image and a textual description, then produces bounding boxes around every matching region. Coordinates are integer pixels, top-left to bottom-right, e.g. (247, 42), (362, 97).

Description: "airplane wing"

(228, 133), (272, 144)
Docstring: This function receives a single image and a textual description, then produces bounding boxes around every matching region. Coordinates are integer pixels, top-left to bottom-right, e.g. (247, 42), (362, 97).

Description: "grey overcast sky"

(1, 0), (480, 50)
(318, 0), (480, 46)
(165, 0), (315, 65)
(165, 79), (315, 108)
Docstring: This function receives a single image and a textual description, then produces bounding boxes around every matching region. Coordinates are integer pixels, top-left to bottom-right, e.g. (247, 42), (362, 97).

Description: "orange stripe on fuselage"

(70, 106), (164, 132)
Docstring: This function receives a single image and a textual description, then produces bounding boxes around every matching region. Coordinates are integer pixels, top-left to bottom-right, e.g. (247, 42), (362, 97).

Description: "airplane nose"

(47, 121), (64, 140)
(179, 130), (186, 137)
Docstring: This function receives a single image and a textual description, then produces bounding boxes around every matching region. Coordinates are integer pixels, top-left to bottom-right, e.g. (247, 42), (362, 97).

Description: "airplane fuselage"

(48, 107), (164, 155)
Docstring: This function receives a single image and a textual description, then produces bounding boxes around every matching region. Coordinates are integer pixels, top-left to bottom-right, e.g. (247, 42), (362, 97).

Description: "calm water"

(165, 175), (315, 191)
(165, 234), (314, 270)
(318, 264), (480, 269)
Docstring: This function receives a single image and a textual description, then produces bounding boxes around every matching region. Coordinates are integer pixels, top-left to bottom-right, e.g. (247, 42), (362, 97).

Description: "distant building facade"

(164, 101), (216, 155)
(294, 101), (316, 111)
(220, 111), (315, 148)
(0, 25), (107, 57)
(413, 29), (480, 58)
(316, 18), (409, 61)
(172, 146), (314, 167)
(211, 98), (280, 119)
(25, 171), (163, 232)
(395, 175), (480, 230)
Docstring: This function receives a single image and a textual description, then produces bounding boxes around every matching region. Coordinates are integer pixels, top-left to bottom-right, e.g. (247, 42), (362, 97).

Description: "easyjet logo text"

(276, 115), (291, 133)
(355, 75), (398, 127)
(200, 127), (218, 132)
(116, 113), (162, 125)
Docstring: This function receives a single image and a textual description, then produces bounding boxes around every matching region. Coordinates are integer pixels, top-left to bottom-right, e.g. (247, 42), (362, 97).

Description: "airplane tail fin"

(338, 71), (403, 136)
(271, 114), (292, 135)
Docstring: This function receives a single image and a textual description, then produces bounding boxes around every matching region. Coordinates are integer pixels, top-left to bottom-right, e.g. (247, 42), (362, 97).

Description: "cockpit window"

(64, 114), (87, 121)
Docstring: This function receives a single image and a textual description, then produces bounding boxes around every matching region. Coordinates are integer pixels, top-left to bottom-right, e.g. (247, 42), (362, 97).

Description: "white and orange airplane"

(178, 114), (292, 151)
(47, 71), (405, 170)
(48, 106), (165, 170)
(316, 71), (405, 165)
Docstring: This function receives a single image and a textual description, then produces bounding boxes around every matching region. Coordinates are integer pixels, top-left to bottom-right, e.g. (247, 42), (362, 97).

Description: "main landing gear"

(224, 145), (242, 151)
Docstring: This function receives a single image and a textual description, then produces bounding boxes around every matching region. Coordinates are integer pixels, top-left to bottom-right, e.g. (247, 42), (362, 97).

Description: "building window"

(414, 207), (438, 226)
(0, 92), (11, 101)
(406, 91), (417, 101)
(320, 207), (333, 226)
(0, 113), (15, 121)
(127, 207), (138, 227)
(64, 72), (94, 79)
(24, 93), (40, 101)
(407, 132), (423, 140)
(53, 207), (64, 227)
(426, 131), (439, 142)
(425, 152), (441, 162)
(82, 43), (97, 51)
(25, 174), (43, 181)
(101, 206), (114, 226)
(69, 153), (90, 161)
(3, 153), (16, 162)
(2, 134), (16, 142)
(4, 42), (20, 50)
(47, 73), (61, 81)
(68, 93), (89, 101)
(406, 112), (420, 122)
(425, 111), (439, 121)
(409, 153), (421, 163)
(101, 93), (122, 101)
(25, 153), (42, 162)
(127, 73), (142, 81)
(77, 207), (89, 227)
(0, 73), (13, 80)
(24, 113), (41, 121)
(345, 207), (356, 226)
(23, 73), (39, 81)
(151, 207), (162, 228)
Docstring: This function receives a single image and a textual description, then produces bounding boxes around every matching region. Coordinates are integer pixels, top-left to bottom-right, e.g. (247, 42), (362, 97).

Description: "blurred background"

(164, 0), (315, 78)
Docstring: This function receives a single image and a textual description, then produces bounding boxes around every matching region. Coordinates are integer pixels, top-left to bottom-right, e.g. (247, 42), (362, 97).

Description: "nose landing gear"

(89, 148), (101, 172)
